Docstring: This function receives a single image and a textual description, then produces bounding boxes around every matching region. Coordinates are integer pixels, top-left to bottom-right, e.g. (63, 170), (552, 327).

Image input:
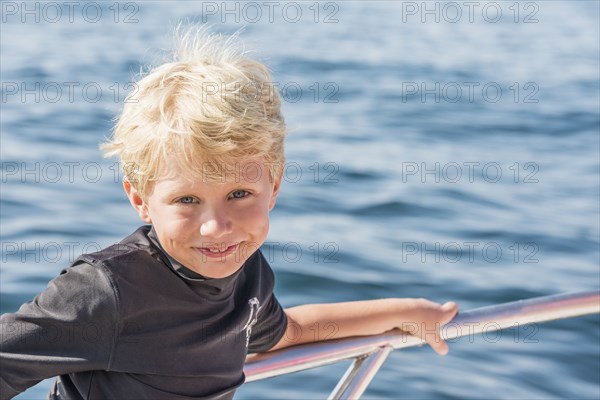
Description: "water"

(1, 1), (599, 399)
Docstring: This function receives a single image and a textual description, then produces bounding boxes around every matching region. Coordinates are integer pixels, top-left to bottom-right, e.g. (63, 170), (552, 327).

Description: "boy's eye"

(230, 190), (249, 199)
(178, 196), (197, 204)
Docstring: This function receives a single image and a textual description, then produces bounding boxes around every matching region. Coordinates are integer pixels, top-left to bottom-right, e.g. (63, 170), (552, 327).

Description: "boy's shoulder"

(72, 225), (161, 270)
(57, 225), (169, 297)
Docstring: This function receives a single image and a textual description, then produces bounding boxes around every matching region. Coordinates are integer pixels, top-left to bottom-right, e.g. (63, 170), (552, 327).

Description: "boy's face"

(124, 157), (282, 279)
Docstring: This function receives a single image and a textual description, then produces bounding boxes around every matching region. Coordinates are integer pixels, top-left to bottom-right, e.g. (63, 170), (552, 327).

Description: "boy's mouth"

(196, 243), (239, 258)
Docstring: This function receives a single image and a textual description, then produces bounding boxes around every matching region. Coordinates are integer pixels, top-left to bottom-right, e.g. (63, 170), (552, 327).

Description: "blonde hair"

(101, 27), (286, 198)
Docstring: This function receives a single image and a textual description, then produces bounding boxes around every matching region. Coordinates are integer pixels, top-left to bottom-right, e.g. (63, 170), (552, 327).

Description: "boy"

(0, 29), (457, 399)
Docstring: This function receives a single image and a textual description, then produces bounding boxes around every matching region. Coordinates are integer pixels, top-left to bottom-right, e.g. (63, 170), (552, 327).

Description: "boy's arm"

(0, 263), (117, 398)
(268, 299), (458, 355)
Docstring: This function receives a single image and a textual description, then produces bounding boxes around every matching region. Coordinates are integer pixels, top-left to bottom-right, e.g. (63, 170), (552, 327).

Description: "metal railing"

(244, 290), (600, 399)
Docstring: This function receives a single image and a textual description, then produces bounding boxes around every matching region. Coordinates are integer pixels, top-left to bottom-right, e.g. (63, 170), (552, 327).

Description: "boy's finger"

(441, 302), (459, 324)
(429, 335), (449, 356)
(442, 301), (458, 312)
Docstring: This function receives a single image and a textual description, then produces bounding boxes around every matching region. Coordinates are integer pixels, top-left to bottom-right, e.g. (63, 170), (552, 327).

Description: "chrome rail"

(244, 290), (599, 399)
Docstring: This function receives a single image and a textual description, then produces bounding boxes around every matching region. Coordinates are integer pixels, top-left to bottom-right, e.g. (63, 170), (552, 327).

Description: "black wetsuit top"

(0, 226), (288, 399)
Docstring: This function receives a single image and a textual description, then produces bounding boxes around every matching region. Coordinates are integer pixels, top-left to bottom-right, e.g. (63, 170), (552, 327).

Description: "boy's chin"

(190, 243), (258, 278)
(192, 261), (245, 279)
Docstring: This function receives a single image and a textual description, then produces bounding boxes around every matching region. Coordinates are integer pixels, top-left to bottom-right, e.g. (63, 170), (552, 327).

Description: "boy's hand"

(400, 299), (459, 355)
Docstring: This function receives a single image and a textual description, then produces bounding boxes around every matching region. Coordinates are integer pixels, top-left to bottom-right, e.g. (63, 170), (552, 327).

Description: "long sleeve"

(0, 262), (118, 399)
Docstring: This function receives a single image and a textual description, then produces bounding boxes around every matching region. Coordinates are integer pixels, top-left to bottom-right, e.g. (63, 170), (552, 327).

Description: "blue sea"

(1, 1), (599, 399)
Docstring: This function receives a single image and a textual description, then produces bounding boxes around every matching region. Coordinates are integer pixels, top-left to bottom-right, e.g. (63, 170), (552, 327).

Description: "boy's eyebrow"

(161, 178), (261, 195)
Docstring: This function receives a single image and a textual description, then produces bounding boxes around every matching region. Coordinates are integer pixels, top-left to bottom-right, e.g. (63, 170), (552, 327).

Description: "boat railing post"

(327, 345), (394, 400)
(244, 290), (600, 399)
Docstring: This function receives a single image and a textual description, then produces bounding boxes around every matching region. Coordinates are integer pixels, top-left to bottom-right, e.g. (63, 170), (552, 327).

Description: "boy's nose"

(199, 209), (233, 238)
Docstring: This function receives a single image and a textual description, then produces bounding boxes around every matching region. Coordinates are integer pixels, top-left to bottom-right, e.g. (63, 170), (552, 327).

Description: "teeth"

(201, 244), (237, 253)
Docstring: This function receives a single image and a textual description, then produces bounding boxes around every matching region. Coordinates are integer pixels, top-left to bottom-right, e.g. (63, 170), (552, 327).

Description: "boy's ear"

(123, 180), (152, 223)
(268, 169), (284, 211)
